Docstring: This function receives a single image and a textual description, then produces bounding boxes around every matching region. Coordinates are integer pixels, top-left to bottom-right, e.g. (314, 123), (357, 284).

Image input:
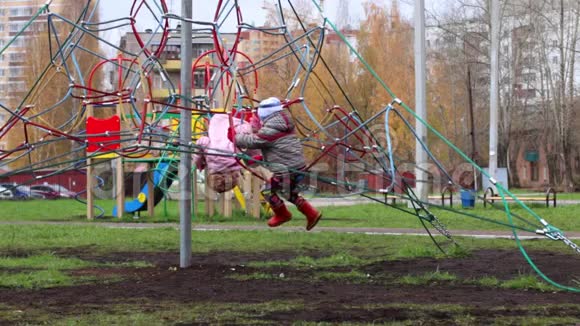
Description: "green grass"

(314, 270), (370, 283)
(492, 316), (580, 325)
(0, 253), (94, 270)
(465, 274), (560, 292)
(0, 224), (574, 255)
(247, 253), (370, 269)
(228, 272), (280, 281)
(467, 275), (501, 287)
(398, 270), (457, 285)
(2, 199), (579, 234)
(0, 252), (151, 289)
(0, 270), (76, 289)
(6, 301), (304, 326)
(501, 274), (560, 292)
(0, 253), (151, 270)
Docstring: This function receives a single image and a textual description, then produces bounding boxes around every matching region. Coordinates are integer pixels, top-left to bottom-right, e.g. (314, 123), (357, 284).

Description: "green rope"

(498, 187), (580, 292)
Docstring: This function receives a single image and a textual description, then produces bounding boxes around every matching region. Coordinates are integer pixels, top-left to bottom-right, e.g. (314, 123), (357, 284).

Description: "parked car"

(0, 183), (29, 200)
(30, 185), (60, 200)
(40, 184), (76, 198)
(15, 185), (45, 199)
(0, 186), (14, 200)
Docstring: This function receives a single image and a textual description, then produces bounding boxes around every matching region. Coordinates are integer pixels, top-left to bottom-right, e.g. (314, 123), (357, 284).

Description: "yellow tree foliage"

(355, 1), (416, 162)
(426, 52), (470, 169)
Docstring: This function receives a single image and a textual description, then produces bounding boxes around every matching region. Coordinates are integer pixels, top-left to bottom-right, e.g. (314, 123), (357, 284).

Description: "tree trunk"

(507, 142), (520, 187)
(562, 136), (575, 191)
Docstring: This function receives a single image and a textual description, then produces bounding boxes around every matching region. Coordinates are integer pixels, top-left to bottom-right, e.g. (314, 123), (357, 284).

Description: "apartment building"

(425, 6), (580, 188)
(0, 0), (66, 152)
(118, 29), (240, 105)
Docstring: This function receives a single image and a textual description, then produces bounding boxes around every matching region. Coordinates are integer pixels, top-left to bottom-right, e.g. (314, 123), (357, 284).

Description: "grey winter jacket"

(234, 110), (306, 174)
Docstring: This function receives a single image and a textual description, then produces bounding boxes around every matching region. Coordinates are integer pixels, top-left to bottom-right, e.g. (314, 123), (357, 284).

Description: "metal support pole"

(489, 0), (500, 185)
(179, 0), (193, 268)
(414, 0), (428, 201)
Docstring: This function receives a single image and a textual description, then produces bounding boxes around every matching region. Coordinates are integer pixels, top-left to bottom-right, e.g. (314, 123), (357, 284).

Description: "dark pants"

(261, 171), (305, 207)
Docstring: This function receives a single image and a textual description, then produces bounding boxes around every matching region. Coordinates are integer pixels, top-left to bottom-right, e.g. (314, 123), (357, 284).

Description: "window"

(530, 161), (539, 181)
(9, 81), (25, 91)
(9, 67), (23, 77)
(10, 23), (24, 32)
(9, 7), (32, 17)
(444, 35), (456, 45)
(193, 71), (206, 89)
(9, 53), (24, 62)
(522, 73), (536, 84)
(0, 69), (4, 77)
(522, 56), (535, 66)
(552, 56), (558, 64)
(0, 24), (4, 32)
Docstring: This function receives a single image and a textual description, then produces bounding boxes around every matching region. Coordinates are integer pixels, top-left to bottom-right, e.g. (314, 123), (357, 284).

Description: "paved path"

(2, 221), (579, 240)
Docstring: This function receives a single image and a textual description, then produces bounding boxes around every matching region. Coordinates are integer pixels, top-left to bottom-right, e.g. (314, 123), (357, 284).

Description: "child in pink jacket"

(194, 114), (258, 193)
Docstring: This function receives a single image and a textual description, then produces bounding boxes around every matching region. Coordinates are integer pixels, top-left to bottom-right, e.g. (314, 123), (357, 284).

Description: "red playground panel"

(86, 116), (121, 153)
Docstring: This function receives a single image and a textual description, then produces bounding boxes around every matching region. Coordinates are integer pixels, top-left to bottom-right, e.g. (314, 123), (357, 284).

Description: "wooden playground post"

(250, 174), (262, 218)
(192, 167), (198, 218)
(205, 170), (215, 216)
(223, 190), (232, 217)
(115, 157), (125, 218)
(243, 171), (251, 216)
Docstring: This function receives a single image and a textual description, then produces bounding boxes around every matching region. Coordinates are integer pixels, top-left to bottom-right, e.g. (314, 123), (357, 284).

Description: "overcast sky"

(98, 1), (373, 51)
(98, 0), (371, 31)
(97, 0), (428, 56)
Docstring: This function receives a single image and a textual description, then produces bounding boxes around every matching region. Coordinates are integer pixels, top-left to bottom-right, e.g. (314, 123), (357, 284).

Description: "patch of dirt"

(0, 249), (578, 324)
(365, 249), (580, 284)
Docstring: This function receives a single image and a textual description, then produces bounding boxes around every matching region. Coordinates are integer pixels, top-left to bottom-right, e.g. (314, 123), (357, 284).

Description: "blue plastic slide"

(112, 162), (176, 216)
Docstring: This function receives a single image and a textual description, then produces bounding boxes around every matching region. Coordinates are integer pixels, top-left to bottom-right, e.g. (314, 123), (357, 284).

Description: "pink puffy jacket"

(193, 115), (256, 173)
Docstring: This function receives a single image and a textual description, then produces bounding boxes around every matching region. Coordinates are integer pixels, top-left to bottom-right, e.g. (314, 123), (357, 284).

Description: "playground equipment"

(82, 53), (264, 219)
(0, 0), (578, 292)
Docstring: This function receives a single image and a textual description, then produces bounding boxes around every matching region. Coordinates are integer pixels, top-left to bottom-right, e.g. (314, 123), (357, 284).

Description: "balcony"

(152, 88), (175, 100)
(162, 59), (181, 72)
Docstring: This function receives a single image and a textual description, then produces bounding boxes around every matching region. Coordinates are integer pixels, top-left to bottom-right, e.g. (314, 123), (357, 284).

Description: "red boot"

(267, 202), (292, 227)
(295, 197), (322, 231)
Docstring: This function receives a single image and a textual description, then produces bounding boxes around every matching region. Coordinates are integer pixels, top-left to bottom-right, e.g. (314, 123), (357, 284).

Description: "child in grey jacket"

(229, 97), (322, 230)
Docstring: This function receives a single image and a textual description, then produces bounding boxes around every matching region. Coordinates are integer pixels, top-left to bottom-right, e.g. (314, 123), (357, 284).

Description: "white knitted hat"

(257, 97), (283, 120)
